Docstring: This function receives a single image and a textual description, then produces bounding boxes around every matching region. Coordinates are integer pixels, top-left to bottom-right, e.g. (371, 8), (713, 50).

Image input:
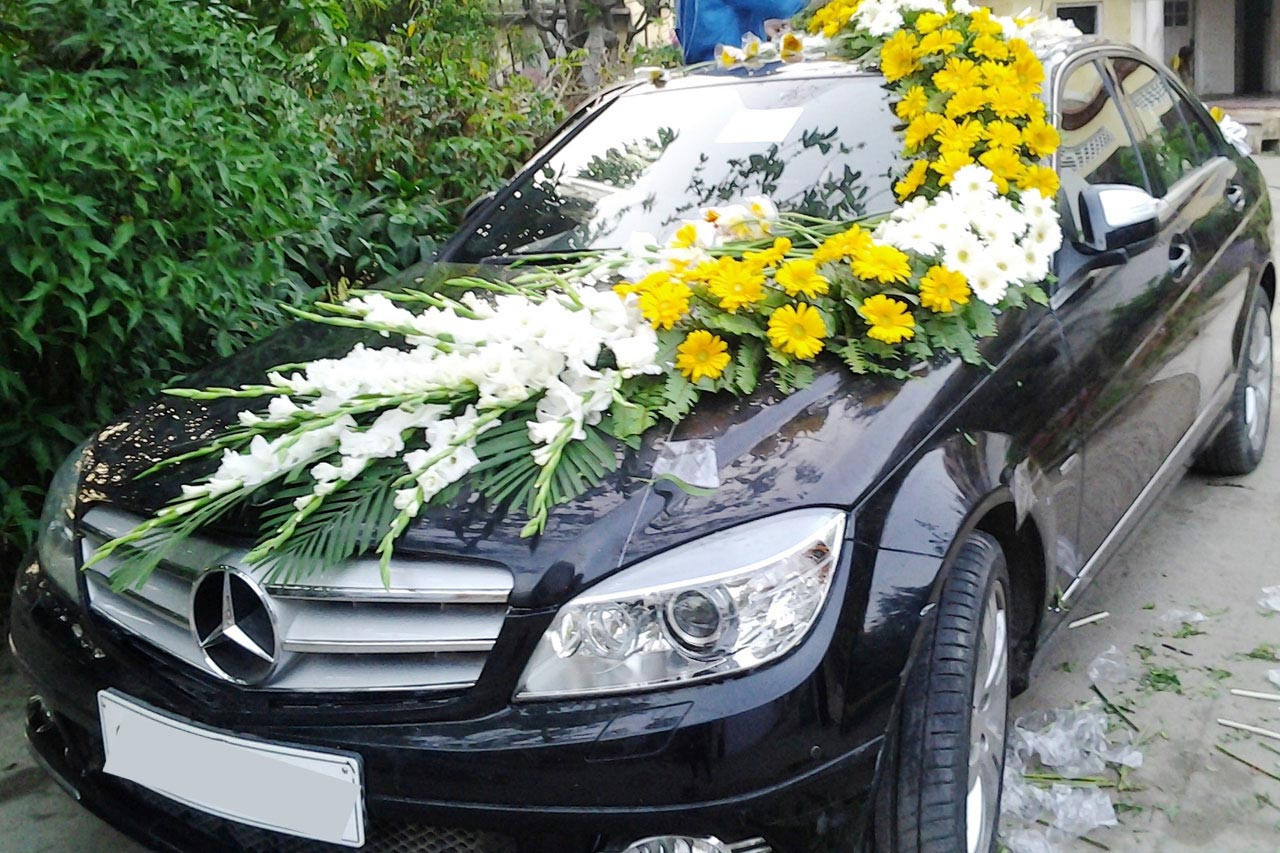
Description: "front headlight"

(516, 508), (846, 699)
(36, 442), (90, 596)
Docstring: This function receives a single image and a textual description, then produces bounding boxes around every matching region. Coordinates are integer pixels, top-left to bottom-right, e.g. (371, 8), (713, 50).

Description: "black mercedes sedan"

(8, 38), (1274, 853)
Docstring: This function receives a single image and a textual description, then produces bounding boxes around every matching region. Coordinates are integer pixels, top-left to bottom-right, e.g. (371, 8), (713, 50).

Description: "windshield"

(451, 74), (903, 261)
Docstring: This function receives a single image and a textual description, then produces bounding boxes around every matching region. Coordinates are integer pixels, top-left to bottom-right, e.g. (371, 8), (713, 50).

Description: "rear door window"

(1109, 57), (1206, 194)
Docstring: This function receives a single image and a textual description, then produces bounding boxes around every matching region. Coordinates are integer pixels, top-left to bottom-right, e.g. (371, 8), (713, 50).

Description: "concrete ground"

(2, 158), (1280, 852)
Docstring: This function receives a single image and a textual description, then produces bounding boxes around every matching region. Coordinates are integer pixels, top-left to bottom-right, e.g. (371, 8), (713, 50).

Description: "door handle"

(1169, 240), (1193, 282)
(1226, 183), (1247, 212)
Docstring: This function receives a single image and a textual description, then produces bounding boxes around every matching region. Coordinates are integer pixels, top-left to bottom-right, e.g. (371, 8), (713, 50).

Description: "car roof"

(606, 35), (1142, 101)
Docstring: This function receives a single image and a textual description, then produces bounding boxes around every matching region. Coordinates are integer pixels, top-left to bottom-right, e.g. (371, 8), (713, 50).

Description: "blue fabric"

(676, 0), (807, 64)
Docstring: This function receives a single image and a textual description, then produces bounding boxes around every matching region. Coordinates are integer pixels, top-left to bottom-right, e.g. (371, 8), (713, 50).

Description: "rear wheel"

(877, 532), (1011, 853)
(1197, 288), (1273, 475)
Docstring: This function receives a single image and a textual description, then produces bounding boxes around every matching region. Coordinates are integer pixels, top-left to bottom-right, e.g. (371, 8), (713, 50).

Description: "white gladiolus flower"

(266, 396), (301, 422)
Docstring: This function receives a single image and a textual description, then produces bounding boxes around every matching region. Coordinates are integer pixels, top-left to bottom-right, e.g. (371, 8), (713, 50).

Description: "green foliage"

(0, 0), (568, 564)
(309, 0), (564, 276)
(0, 0), (347, 558)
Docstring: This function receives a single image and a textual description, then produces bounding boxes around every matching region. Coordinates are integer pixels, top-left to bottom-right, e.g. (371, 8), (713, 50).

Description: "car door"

(1049, 55), (1202, 569)
(1107, 56), (1253, 405)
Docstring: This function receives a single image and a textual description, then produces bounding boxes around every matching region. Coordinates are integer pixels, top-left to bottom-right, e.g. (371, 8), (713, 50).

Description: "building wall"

(1194, 0), (1236, 94)
(987, 0), (1279, 95)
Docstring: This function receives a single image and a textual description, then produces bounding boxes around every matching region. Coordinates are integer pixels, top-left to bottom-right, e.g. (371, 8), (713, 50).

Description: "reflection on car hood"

(84, 262), (967, 607)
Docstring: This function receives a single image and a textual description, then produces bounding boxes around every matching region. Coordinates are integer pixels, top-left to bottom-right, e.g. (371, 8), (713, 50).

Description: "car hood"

(83, 262), (968, 607)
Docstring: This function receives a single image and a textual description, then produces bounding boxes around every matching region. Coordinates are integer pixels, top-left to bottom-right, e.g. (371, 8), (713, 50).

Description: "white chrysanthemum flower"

(875, 219), (937, 256)
(942, 231), (986, 277)
(859, 6), (904, 37)
(949, 165), (999, 200)
(890, 195), (933, 223)
(1019, 189), (1057, 222)
(1019, 241), (1054, 281)
(988, 240), (1033, 288)
(969, 197), (1028, 244)
(968, 259), (1012, 306)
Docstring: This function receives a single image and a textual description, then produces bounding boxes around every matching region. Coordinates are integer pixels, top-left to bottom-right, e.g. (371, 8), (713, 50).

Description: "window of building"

(1056, 3), (1100, 34)
(1164, 0), (1191, 26)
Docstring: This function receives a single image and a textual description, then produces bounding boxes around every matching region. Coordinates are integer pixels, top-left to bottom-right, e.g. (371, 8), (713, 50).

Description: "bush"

(301, 0), (566, 275)
(0, 0), (568, 574)
(0, 0), (350, 560)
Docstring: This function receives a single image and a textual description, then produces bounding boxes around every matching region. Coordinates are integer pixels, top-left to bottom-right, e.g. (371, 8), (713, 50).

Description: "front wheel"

(876, 532), (1011, 853)
(1197, 287), (1272, 475)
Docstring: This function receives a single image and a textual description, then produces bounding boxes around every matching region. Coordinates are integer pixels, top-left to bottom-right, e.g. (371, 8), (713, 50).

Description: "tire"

(876, 532), (1011, 853)
(1197, 287), (1273, 475)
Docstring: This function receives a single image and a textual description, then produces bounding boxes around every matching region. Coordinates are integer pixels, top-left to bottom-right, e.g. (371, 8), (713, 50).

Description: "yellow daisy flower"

(915, 11), (953, 33)
(933, 57), (982, 93)
(860, 295), (915, 344)
(775, 258), (830, 299)
(708, 259), (766, 313)
(968, 9), (1005, 37)
(945, 87), (988, 119)
(930, 148), (976, 185)
(744, 236), (793, 270)
(895, 85), (930, 121)
(767, 303), (827, 359)
(894, 159), (931, 201)
(681, 256), (727, 285)
(935, 118), (985, 153)
(1010, 43), (1045, 88)
(880, 30), (920, 82)
(814, 225), (874, 265)
(637, 278), (692, 330)
(978, 147), (1025, 193)
(983, 120), (1023, 150)
(852, 242), (912, 285)
(1018, 165), (1060, 196)
(986, 85), (1032, 120)
(979, 61), (1018, 88)
(904, 113), (946, 151)
(675, 330), (731, 383)
(1022, 119), (1061, 158)
(970, 34), (1009, 61)
(918, 28), (963, 56)
(919, 266), (972, 313)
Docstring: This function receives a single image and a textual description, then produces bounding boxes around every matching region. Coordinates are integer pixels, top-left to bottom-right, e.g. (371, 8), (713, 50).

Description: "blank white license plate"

(98, 689), (365, 847)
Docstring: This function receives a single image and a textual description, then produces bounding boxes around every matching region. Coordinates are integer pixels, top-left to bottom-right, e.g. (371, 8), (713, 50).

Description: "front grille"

(124, 780), (517, 853)
(79, 506), (513, 693)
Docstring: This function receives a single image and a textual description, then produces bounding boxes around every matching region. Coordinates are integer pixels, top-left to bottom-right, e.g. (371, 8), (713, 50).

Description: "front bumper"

(8, 557), (889, 853)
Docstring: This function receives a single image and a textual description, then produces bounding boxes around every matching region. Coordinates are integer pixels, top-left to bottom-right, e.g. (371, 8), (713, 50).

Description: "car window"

(449, 76), (903, 260)
(1109, 57), (1205, 194)
(1054, 59), (1149, 239)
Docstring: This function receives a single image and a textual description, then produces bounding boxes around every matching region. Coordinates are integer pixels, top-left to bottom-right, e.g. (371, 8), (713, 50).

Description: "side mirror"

(462, 191), (496, 222)
(1077, 184), (1160, 253)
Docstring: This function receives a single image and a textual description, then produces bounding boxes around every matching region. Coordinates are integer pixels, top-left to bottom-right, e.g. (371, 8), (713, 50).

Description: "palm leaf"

(252, 463), (403, 585)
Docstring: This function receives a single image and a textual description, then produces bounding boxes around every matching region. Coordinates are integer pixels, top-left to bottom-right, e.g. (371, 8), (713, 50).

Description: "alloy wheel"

(1244, 305), (1273, 454)
(965, 578), (1009, 853)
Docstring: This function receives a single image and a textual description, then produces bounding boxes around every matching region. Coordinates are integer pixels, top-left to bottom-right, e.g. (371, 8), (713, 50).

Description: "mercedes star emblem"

(189, 567), (279, 685)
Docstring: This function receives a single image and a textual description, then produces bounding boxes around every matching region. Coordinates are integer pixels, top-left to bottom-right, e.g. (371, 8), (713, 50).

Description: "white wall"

(1129, 0), (1164, 58)
(1196, 0), (1237, 94)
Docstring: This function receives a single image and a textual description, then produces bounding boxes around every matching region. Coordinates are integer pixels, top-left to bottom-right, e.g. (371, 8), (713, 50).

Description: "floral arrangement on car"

(91, 1), (1074, 590)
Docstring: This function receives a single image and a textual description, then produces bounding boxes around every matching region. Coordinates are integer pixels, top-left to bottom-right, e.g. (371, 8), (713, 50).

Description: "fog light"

(621, 836), (731, 853)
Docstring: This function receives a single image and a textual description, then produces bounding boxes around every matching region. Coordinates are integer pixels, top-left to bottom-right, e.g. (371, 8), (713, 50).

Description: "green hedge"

(0, 0), (564, 567)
